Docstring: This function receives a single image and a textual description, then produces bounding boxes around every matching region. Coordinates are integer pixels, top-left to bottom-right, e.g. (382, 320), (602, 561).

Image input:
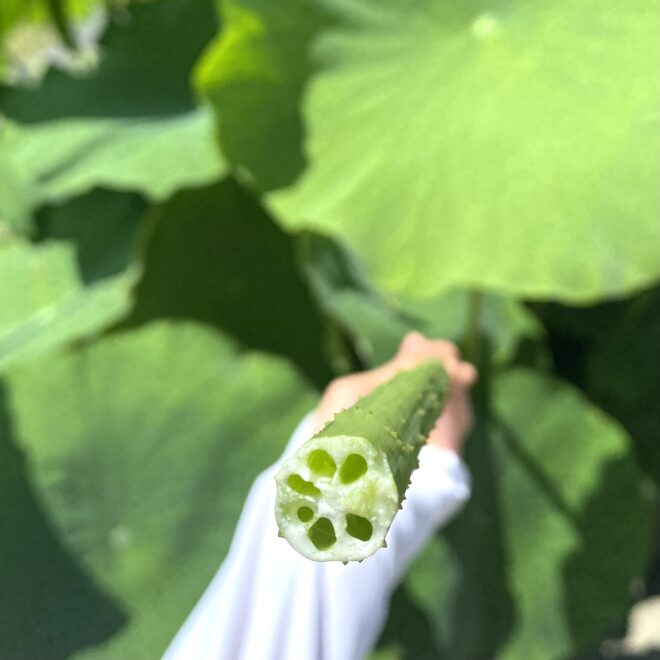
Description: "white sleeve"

(164, 413), (471, 660)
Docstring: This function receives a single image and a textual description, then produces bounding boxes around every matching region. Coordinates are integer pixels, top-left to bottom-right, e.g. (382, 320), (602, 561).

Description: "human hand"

(314, 332), (478, 455)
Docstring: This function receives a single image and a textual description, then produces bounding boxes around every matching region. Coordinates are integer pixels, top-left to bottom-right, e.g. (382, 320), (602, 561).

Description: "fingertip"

(431, 338), (460, 362)
(461, 362), (478, 385)
(404, 330), (424, 344)
(398, 331), (425, 354)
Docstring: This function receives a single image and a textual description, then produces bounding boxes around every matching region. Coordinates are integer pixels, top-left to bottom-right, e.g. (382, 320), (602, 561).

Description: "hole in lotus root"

(307, 449), (337, 478)
(297, 506), (314, 522)
(287, 474), (321, 497)
(345, 513), (373, 541)
(339, 454), (368, 484)
(308, 517), (336, 550)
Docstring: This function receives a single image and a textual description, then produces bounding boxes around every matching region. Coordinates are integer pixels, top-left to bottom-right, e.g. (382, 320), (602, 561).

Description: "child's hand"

(314, 332), (477, 455)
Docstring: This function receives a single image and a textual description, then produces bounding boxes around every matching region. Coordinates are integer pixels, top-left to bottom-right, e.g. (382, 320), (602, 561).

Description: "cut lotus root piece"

(275, 437), (400, 561)
(275, 360), (449, 562)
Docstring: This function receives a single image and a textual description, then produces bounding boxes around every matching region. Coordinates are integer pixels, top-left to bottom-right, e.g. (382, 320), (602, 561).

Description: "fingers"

(428, 383), (474, 452)
(313, 374), (363, 431)
(397, 331), (459, 364)
(314, 332), (478, 441)
(395, 332), (477, 387)
(396, 332), (477, 454)
(457, 360), (478, 386)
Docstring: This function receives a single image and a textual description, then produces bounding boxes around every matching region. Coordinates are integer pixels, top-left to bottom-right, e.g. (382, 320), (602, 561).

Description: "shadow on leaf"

(563, 457), (654, 651)
(0, 384), (127, 660)
(125, 178), (332, 388)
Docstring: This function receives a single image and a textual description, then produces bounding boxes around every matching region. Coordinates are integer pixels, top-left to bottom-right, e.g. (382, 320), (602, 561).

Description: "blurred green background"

(1, 1), (659, 658)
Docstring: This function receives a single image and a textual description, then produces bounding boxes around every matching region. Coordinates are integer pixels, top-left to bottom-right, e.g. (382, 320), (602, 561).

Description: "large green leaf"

(6, 108), (224, 207)
(0, 0), (225, 215)
(0, 238), (137, 373)
(200, 0), (660, 302)
(195, 0), (327, 191)
(0, 122), (35, 234)
(127, 179), (333, 388)
(4, 321), (317, 658)
(384, 369), (653, 659)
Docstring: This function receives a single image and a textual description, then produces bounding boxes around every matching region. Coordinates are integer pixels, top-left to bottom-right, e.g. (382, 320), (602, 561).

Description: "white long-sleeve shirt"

(165, 413), (471, 660)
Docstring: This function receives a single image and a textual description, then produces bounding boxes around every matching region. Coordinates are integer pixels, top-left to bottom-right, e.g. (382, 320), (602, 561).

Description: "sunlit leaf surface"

(0, 239), (137, 373)
(201, 0), (660, 302)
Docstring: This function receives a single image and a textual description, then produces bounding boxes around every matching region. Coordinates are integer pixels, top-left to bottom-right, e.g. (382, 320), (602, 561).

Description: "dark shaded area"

(648, 521), (660, 597)
(530, 288), (660, 485)
(573, 651), (660, 660)
(124, 179), (333, 389)
(300, 233), (424, 336)
(532, 297), (634, 341)
(376, 586), (442, 659)
(0, 0), (217, 121)
(585, 288), (660, 485)
(300, 232), (384, 301)
(378, 346), (516, 659)
(35, 188), (147, 284)
(299, 232), (425, 367)
(321, 313), (368, 375)
(529, 295), (634, 390)
(562, 455), (653, 652)
(440, 422), (517, 658)
(511, 334), (553, 372)
(532, 288), (660, 608)
(433, 349), (516, 659)
(581, 291), (660, 612)
(0, 384), (127, 660)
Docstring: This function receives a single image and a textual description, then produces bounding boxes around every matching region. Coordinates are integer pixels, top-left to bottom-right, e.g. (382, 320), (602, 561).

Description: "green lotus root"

(275, 360), (449, 562)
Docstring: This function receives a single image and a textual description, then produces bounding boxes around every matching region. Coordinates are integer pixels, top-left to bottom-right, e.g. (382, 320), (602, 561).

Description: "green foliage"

(2, 322), (316, 658)
(1, 0), (225, 231)
(492, 371), (651, 657)
(36, 188), (146, 284)
(389, 370), (652, 660)
(125, 180), (333, 387)
(4, 109), (225, 212)
(300, 233), (544, 367)
(196, 0), (327, 190)
(0, 237), (137, 373)
(200, 0), (660, 302)
(1, 0), (658, 657)
(0, 123), (35, 233)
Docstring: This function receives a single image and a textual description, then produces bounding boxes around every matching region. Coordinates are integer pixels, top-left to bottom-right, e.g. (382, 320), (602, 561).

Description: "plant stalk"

(464, 290), (484, 365)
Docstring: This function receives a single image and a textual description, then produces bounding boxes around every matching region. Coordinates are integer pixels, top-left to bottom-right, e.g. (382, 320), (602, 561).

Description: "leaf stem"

(464, 290), (484, 365)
